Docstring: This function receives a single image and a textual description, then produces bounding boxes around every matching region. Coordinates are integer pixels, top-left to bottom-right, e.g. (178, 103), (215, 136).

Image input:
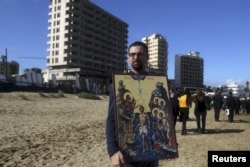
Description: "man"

(169, 89), (179, 127)
(226, 91), (235, 123)
(106, 41), (159, 167)
(213, 89), (223, 121)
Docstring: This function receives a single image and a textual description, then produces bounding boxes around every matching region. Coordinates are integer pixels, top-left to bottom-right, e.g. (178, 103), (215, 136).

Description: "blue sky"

(0, 0), (249, 86)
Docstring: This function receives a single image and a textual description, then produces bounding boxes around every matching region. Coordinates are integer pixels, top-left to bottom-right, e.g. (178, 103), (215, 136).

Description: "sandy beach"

(0, 92), (249, 167)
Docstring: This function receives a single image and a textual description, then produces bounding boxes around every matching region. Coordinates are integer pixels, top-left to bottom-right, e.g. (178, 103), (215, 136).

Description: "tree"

(205, 86), (213, 92)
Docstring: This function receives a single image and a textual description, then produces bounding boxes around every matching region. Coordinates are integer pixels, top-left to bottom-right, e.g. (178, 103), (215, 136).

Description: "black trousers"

(214, 107), (221, 121)
(228, 108), (234, 122)
(179, 107), (189, 132)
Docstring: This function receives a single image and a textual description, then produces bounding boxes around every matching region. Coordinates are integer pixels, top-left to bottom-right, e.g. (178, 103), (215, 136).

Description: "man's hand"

(110, 151), (125, 167)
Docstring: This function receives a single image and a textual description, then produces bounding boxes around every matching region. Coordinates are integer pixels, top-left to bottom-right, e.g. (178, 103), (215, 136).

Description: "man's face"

(128, 46), (148, 74)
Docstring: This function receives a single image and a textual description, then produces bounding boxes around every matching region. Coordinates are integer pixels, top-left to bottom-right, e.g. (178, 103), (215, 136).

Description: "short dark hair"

(128, 41), (148, 55)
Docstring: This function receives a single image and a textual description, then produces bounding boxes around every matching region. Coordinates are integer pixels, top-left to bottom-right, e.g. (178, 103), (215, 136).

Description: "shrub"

(18, 94), (30, 100)
(38, 92), (48, 98)
(77, 92), (101, 100)
(57, 90), (65, 97)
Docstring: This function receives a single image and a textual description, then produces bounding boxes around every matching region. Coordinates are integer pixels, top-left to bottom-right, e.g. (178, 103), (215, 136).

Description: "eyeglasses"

(128, 52), (146, 58)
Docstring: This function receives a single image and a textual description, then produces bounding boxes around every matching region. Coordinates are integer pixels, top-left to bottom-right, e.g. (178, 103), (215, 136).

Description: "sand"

(0, 92), (249, 167)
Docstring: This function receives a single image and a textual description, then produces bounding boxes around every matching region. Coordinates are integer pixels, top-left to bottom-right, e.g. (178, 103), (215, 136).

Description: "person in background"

(246, 98), (250, 114)
(213, 89), (224, 122)
(178, 90), (192, 135)
(234, 96), (241, 115)
(226, 91), (236, 123)
(240, 98), (246, 114)
(106, 41), (159, 167)
(194, 89), (208, 133)
(170, 89), (179, 128)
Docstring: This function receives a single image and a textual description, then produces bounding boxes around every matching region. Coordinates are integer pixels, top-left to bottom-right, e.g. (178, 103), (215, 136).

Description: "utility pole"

(5, 48), (8, 79)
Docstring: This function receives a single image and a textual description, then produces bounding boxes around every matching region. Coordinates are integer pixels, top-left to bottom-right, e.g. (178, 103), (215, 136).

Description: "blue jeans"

(195, 110), (207, 131)
(123, 160), (159, 167)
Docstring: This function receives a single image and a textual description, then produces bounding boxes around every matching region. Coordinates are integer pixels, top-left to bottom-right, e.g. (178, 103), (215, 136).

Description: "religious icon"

(113, 74), (178, 162)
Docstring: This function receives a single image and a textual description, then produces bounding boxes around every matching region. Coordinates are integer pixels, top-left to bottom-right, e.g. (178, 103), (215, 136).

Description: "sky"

(0, 0), (249, 87)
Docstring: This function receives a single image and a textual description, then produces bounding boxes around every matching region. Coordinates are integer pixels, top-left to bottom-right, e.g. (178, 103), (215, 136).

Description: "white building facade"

(141, 34), (168, 75)
(222, 82), (245, 97)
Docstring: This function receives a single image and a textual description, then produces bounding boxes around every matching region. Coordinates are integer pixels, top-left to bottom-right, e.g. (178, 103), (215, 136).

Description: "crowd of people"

(170, 88), (250, 135)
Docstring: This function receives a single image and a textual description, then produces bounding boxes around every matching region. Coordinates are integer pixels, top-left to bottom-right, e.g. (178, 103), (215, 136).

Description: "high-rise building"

(141, 34), (168, 75)
(175, 52), (204, 89)
(45, 0), (128, 88)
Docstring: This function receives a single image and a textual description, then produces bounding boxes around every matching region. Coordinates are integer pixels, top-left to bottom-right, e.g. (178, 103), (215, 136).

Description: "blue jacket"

(106, 86), (119, 157)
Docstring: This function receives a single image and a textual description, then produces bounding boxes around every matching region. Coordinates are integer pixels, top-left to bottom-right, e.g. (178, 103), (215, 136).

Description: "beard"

(132, 61), (143, 71)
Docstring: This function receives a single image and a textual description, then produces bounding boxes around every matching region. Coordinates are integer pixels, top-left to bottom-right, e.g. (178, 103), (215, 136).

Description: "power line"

(18, 57), (46, 59)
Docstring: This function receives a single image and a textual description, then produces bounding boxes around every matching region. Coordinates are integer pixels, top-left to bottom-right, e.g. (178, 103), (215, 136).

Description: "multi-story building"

(175, 52), (204, 90)
(141, 34), (168, 75)
(45, 0), (128, 91)
(221, 82), (245, 97)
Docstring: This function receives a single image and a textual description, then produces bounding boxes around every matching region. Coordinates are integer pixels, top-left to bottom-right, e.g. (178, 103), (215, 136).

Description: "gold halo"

(159, 98), (166, 106)
(152, 108), (160, 117)
(123, 92), (133, 102)
(158, 110), (165, 117)
(153, 97), (160, 103)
